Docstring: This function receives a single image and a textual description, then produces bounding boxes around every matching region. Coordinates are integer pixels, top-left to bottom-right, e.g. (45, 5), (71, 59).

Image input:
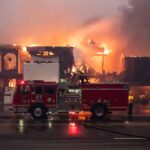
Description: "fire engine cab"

(13, 80), (129, 119)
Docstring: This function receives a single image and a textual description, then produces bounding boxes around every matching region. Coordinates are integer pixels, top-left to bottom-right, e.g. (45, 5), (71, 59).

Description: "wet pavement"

(0, 102), (150, 150)
(0, 117), (149, 150)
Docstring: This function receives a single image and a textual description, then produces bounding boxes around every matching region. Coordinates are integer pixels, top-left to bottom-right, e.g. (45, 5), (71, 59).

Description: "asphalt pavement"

(0, 102), (150, 150)
(0, 113), (149, 150)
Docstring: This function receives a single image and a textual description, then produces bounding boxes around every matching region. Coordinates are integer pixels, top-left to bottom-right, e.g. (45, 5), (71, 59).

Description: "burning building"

(27, 46), (75, 79)
(0, 45), (24, 84)
(0, 45), (24, 105)
(0, 45), (75, 107)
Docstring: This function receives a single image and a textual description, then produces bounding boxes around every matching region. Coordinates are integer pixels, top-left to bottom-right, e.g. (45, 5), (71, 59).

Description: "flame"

(72, 66), (77, 73)
(27, 44), (39, 47)
(22, 46), (27, 52)
(21, 43), (40, 52)
(8, 79), (16, 87)
(104, 48), (111, 55)
(20, 46), (31, 62)
(99, 43), (111, 55)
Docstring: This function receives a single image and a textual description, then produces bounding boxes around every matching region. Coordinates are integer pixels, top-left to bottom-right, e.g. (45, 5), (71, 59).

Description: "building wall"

(0, 46), (23, 109)
(124, 57), (150, 85)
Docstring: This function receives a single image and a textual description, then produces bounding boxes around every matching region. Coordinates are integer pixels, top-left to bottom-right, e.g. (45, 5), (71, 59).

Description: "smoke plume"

(0, 0), (77, 45)
(71, 0), (150, 72)
(0, 0), (150, 72)
(120, 0), (150, 54)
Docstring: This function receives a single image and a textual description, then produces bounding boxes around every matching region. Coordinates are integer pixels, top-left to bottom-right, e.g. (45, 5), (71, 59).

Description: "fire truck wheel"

(30, 103), (48, 119)
(91, 104), (107, 119)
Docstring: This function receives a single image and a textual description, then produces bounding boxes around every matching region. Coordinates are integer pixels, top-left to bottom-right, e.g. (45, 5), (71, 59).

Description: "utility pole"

(101, 53), (105, 75)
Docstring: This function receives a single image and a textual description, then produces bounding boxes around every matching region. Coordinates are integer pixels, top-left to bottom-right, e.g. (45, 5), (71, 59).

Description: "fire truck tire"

(91, 104), (107, 119)
(30, 103), (48, 119)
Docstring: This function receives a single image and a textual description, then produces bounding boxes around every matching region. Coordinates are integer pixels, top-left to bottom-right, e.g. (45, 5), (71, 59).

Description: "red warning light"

(20, 80), (25, 84)
(68, 122), (80, 135)
(69, 111), (76, 115)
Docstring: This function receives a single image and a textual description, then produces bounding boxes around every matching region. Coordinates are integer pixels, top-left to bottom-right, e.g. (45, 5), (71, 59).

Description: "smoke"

(120, 0), (150, 54)
(0, 0), (77, 45)
(69, 15), (124, 72)
(0, 0), (150, 73)
(0, 0), (126, 46)
(71, 0), (150, 72)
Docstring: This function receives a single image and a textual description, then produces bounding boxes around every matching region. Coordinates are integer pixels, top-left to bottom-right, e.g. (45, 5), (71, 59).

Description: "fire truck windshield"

(19, 85), (30, 94)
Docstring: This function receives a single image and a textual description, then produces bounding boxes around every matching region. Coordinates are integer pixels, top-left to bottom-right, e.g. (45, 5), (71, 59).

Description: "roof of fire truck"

(80, 82), (129, 89)
(17, 80), (57, 86)
(17, 80), (128, 89)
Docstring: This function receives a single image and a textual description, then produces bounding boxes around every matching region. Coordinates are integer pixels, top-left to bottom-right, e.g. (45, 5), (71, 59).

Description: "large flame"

(1, 0), (150, 75)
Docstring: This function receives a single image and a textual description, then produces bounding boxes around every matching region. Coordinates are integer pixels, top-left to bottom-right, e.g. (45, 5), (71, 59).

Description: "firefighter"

(128, 91), (134, 121)
(77, 70), (88, 84)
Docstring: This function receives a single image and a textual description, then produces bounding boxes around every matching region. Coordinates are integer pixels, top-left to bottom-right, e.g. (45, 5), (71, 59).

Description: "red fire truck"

(13, 80), (129, 119)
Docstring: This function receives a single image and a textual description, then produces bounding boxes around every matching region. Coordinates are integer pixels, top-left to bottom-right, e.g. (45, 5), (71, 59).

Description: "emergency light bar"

(17, 80), (44, 85)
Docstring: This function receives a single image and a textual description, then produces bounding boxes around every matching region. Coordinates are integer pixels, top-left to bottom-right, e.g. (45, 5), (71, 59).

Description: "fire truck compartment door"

(43, 86), (56, 105)
(18, 85), (32, 105)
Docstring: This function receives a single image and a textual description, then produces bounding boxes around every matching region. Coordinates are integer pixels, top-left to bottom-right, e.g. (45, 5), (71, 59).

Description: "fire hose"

(79, 122), (150, 140)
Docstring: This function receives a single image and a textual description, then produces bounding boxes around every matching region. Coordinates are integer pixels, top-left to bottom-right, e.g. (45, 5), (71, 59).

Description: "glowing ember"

(144, 110), (150, 113)
(96, 51), (104, 55)
(97, 48), (111, 55)
(22, 46), (27, 52)
(72, 66), (77, 73)
(104, 48), (111, 55)
(99, 43), (111, 55)
(28, 44), (39, 47)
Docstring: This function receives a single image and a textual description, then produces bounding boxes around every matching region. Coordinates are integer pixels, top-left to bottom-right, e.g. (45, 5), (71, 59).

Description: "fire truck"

(12, 80), (129, 119)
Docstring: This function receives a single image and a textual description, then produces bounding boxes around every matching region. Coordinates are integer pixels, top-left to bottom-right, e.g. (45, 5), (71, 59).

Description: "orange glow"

(97, 51), (104, 55)
(78, 111), (92, 121)
(27, 44), (39, 47)
(2, 14), (138, 74)
(104, 48), (111, 55)
(72, 66), (77, 73)
(19, 39), (114, 73)
(99, 43), (111, 55)
(12, 22), (121, 73)
(8, 79), (16, 88)
(22, 46), (27, 52)
(13, 44), (17, 47)
(144, 110), (150, 113)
